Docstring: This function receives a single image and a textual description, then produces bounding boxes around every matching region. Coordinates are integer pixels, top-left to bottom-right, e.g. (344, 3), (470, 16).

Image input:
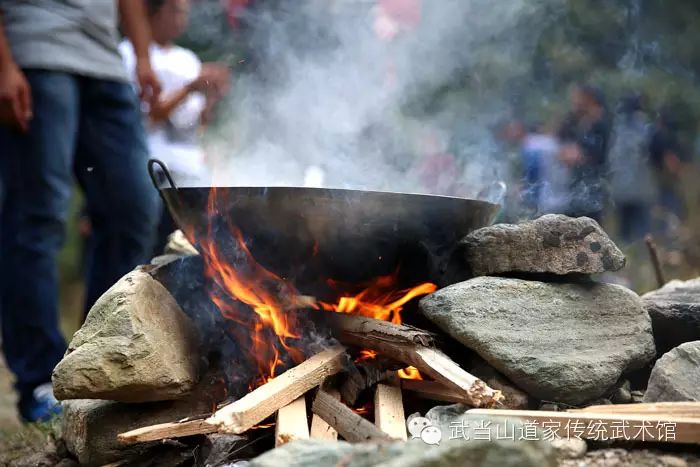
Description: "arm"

(0, 15), (32, 132)
(118, 0), (161, 103)
(149, 85), (194, 123)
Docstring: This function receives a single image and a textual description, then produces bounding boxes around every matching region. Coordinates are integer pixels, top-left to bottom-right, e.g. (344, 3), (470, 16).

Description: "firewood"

(569, 402), (700, 418)
(312, 390), (391, 442)
(401, 379), (469, 404)
(468, 409), (700, 444)
(275, 396), (309, 446)
(325, 314), (501, 408)
(374, 377), (407, 440)
(118, 419), (218, 444)
(339, 357), (400, 405)
(310, 386), (341, 440)
(119, 346), (347, 443)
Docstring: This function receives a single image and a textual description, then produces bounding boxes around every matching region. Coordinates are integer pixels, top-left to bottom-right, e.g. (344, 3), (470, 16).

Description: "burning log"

(311, 390), (391, 442)
(339, 357), (400, 405)
(275, 396), (309, 446)
(400, 379), (470, 404)
(374, 378), (407, 440)
(119, 346), (347, 444)
(325, 314), (502, 407)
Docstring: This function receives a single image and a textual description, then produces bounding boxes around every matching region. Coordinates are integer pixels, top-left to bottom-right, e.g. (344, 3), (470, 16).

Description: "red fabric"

(223, 0), (249, 28)
(379, 0), (421, 26)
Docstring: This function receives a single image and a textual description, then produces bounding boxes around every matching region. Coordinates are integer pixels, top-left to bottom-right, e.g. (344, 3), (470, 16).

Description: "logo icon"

(407, 415), (442, 445)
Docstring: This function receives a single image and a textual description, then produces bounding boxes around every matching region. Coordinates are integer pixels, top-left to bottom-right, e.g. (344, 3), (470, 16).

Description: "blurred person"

(120, 0), (230, 253)
(524, 123), (568, 216)
(413, 128), (459, 196)
(608, 95), (655, 243)
(649, 109), (685, 225)
(0, 0), (160, 422)
(557, 84), (611, 222)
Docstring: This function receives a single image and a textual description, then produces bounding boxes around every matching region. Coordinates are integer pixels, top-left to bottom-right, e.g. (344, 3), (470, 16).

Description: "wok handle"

(148, 158), (178, 191)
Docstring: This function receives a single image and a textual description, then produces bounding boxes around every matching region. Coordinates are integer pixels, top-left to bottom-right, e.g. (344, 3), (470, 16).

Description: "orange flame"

(198, 188), (437, 390)
(397, 366), (423, 380)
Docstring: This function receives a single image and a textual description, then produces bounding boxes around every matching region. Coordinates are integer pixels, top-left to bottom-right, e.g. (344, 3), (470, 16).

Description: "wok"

(148, 160), (500, 287)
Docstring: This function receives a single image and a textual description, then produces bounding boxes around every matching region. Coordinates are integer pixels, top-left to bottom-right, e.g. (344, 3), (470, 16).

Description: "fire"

(397, 366), (422, 380)
(320, 272), (437, 324)
(198, 188), (437, 390)
(357, 350), (378, 362)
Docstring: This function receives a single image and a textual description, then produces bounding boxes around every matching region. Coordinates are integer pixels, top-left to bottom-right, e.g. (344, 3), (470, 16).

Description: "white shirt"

(119, 41), (208, 185)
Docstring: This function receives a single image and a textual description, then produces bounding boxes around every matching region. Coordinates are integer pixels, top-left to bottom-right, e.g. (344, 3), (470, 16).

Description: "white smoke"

(200, 0), (556, 200)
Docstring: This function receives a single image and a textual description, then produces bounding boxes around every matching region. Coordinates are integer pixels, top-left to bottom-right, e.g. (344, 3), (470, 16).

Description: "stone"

(62, 395), (213, 467)
(469, 358), (531, 409)
(460, 214), (625, 276)
(52, 268), (200, 402)
(610, 387), (632, 404)
(642, 278), (700, 355)
(630, 390), (644, 403)
(643, 341), (700, 402)
(551, 437), (587, 459)
(420, 277), (656, 405)
(249, 437), (556, 467)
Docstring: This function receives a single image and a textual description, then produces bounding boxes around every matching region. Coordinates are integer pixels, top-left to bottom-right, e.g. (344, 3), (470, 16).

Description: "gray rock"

(52, 268), (200, 402)
(62, 396), (212, 467)
(461, 214), (625, 276)
(469, 358), (531, 409)
(642, 278), (700, 355)
(551, 437), (587, 459)
(644, 341), (700, 402)
(249, 437), (556, 467)
(420, 277), (656, 404)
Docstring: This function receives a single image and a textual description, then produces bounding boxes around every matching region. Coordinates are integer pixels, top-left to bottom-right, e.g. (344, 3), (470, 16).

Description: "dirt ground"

(0, 356), (20, 430)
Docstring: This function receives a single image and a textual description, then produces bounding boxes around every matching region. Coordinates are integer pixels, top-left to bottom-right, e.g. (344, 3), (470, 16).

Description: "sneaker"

(18, 382), (62, 423)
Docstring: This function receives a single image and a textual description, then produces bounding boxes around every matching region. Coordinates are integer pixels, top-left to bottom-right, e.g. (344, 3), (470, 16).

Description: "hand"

(0, 63), (32, 132)
(189, 63), (231, 95)
(136, 60), (161, 107)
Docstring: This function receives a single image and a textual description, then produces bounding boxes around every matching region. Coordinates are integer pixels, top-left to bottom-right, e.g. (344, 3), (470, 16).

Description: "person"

(120, 0), (230, 253)
(0, 0), (161, 422)
(649, 109), (685, 229)
(608, 95), (656, 242)
(522, 123), (567, 217)
(557, 84), (611, 222)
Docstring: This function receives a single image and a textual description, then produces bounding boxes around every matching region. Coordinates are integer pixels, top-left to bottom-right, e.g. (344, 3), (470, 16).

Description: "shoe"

(18, 382), (62, 423)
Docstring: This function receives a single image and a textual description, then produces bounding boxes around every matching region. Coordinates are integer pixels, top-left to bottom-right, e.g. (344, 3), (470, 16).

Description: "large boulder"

(52, 268), (200, 402)
(460, 215), (625, 276)
(249, 437), (555, 467)
(420, 277), (656, 404)
(62, 397), (212, 466)
(644, 341), (700, 402)
(642, 278), (700, 355)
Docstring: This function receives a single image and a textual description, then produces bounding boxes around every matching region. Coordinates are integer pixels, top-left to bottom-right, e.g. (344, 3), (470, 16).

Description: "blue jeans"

(0, 71), (159, 401)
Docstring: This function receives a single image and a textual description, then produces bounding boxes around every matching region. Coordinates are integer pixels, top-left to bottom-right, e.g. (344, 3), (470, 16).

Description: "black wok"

(148, 160), (500, 287)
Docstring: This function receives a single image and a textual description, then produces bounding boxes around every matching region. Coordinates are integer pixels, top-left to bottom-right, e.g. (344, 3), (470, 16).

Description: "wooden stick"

(401, 379), (469, 404)
(118, 419), (218, 445)
(570, 402), (700, 418)
(468, 409), (700, 444)
(340, 358), (398, 405)
(645, 234), (666, 288)
(208, 346), (346, 434)
(310, 388), (340, 440)
(324, 313), (435, 347)
(374, 378), (407, 440)
(312, 390), (391, 442)
(275, 396), (309, 446)
(327, 314), (501, 408)
(119, 346), (347, 443)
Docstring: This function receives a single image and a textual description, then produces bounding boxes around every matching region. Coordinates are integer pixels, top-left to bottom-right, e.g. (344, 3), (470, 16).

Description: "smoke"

(198, 0), (555, 200)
